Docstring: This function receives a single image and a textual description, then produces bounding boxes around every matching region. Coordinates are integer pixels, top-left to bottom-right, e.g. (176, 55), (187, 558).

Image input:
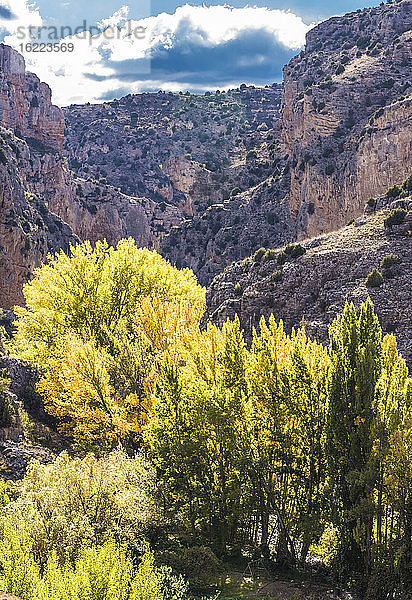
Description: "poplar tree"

(326, 298), (382, 590)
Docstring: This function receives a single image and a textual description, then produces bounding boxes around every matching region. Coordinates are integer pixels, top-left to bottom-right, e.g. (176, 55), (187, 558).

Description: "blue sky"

(0, 0), (378, 104)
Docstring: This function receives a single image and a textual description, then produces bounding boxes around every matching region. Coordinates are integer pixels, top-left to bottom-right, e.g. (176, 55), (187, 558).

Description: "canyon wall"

(282, 0), (411, 238)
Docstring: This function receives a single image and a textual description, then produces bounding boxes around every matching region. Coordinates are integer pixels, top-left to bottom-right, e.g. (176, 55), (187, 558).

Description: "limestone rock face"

(0, 129), (76, 308)
(206, 197), (412, 368)
(281, 0), (412, 238)
(0, 44), (177, 308)
(0, 44), (64, 151)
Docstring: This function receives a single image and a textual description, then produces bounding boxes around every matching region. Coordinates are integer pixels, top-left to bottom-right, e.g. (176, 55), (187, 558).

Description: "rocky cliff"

(154, 0), (412, 283)
(0, 127), (76, 308)
(282, 0), (412, 237)
(0, 45), (180, 308)
(0, 43), (64, 152)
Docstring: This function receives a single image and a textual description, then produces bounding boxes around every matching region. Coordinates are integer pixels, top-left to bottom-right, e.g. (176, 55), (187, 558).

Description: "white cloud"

(1, 2), (311, 106)
(0, 0), (42, 30)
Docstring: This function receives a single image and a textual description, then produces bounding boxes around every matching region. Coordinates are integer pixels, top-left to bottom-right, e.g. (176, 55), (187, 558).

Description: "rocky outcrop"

(206, 195), (412, 367)
(282, 0), (412, 238)
(0, 43), (64, 151)
(0, 128), (77, 308)
(0, 356), (62, 478)
(0, 441), (55, 480)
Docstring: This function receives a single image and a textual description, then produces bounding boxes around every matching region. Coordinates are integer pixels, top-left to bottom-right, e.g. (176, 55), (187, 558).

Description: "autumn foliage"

(13, 239), (205, 449)
(8, 238), (412, 599)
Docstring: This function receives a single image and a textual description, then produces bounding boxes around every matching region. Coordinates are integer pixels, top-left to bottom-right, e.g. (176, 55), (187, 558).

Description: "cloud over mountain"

(1, 2), (311, 104)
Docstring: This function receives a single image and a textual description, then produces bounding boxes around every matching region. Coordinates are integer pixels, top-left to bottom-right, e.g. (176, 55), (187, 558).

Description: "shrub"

(253, 247), (266, 262)
(384, 208), (407, 228)
(234, 282), (242, 296)
(157, 566), (188, 600)
(366, 197), (376, 208)
(311, 524), (340, 566)
(401, 174), (412, 193)
(263, 249), (277, 262)
(230, 187), (241, 197)
(380, 254), (399, 270)
(2, 450), (159, 566)
(0, 531), (161, 600)
(365, 269), (384, 288)
(386, 185), (401, 199)
(271, 270), (282, 283)
(277, 251), (287, 265)
(285, 243), (306, 259)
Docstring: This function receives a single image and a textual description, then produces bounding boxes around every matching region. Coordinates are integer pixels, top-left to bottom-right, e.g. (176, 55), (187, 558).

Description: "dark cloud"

(0, 5), (16, 20)
(87, 26), (299, 94)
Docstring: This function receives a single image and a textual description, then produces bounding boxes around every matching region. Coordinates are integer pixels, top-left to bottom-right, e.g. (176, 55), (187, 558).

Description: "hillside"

(206, 186), (412, 366)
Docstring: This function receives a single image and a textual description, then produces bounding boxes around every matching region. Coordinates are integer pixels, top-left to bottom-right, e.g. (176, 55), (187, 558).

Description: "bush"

(386, 185), (401, 199)
(365, 269), (384, 288)
(401, 174), (412, 193)
(263, 249), (277, 262)
(2, 450), (159, 566)
(0, 531), (161, 600)
(158, 566), (188, 600)
(277, 251), (287, 265)
(380, 254), (399, 270)
(271, 270), (282, 283)
(285, 243), (306, 259)
(384, 208), (407, 228)
(253, 247), (266, 262)
(234, 282), (242, 296)
(230, 187), (241, 197)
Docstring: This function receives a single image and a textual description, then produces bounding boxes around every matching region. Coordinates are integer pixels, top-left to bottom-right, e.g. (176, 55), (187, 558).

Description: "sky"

(0, 0), (378, 105)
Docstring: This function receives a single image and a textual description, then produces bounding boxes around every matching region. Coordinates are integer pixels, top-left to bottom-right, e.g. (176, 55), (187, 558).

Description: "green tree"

(12, 239), (205, 449)
(146, 318), (250, 551)
(326, 299), (382, 591)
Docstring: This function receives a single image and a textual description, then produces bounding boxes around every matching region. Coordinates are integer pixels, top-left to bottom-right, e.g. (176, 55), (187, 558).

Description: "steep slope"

(282, 0), (412, 236)
(63, 87), (288, 285)
(0, 43), (77, 308)
(206, 189), (412, 367)
(0, 127), (76, 308)
(63, 86), (282, 214)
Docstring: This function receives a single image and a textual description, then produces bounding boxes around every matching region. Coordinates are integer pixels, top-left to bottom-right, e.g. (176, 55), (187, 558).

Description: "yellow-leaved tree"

(12, 238), (205, 450)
